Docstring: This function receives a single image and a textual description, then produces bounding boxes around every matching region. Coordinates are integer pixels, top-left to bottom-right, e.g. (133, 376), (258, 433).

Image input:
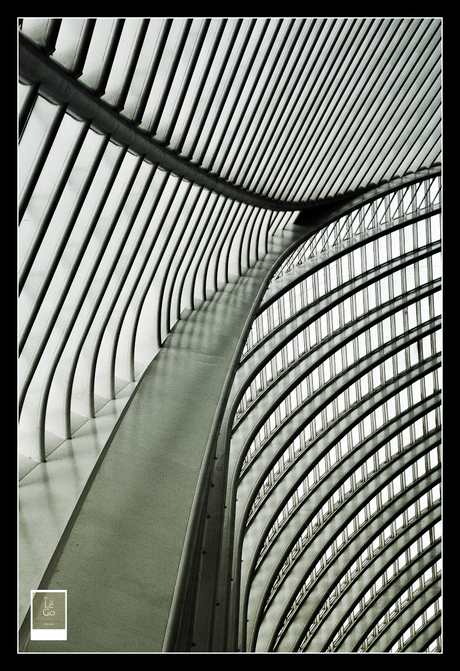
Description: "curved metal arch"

(213, 19), (289, 180)
(237, 397), (440, 652)
(245, 401), (441, 580)
(203, 19), (269, 175)
(19, 132), (113, 421)
(18, 79), (40, 141)
(218, 19), (305, 183)
(270, 467), (440, 652)
(228, 17), (328, 190)
(246, 429), (441, 650)
(232, 244), (440, 431)
(19, 102), (68, 224)
(232, 283), (440, 481)
(256, 209), (440, 319)
(240, 18), (347, 194)
(85, 165), (169, 414)
(155, 180), (200, 346)
(296, 23), (440, 202)
(398, 609), (442, 653)
(237, 208), (440, 381)
(336, 541), (441, 652)
(17, 138), (441, 463)
(277, 507), (441, 652)
(129, 176), (189, 355)
(235, 362), (442, 652)
(304, 525), (442, 652)
(232, 352), (441, 569)
(238, 321), (440, 536)
(18, 113), (92, 294)
(214, 201), (252, 289)
(168, 187), (214, 322)
(186, 193), (228, 309)
(259, 487), (441, 652)
(18, 19), (442, 652)
(200, 176), (442, 653)
(247, 422), (440, 621)
(18, 130), (112, 358)
(245, 388), (440, 543)
(367, 578), (441, 652)
(234, 300), (440, 445)
(258, 19), (378, 199)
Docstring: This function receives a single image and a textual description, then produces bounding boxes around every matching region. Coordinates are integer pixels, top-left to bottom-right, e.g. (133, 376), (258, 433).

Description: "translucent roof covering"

(228, 177), (441, 652)
(19, 16), (440, 470)
(18, 18), (441, 652)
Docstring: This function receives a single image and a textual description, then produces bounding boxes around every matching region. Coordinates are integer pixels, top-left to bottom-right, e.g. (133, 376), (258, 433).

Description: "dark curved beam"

(239, 321), (440, 537)
(338, 542), (441, 652)
(368, 579), (441, 652)
(18, 31), (295, 212)
(250, 424), (440, 618)
(19, 31), (441, 214)
(398, 610), (441, 652)
(234, 282), (440, 480)
(248, 430), (440, 650)
(257, 208), (441, 316)
(233, 242), (441, 430)
(303, 540), (441, 652)
(234, 353), (441, 611)
(271, 468), (440, 651)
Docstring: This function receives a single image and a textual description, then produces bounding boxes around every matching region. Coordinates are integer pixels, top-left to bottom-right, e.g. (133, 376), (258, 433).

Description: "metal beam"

(18, 31), (294, 212)
(368, 579), (441, 652)
(339, 543), (441, 652)
(272, 468), (440, 651)
(249, 429), (441, 650)
(19, 31), (441, 214)
(330, 541), (441, 652)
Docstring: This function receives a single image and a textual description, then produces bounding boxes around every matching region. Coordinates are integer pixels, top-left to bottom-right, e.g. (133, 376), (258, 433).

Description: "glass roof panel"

(19, 19), (441, 651)
(51, 18), (87, 71)
(77, 18), (118, 91)
(20, 18), (441, 205)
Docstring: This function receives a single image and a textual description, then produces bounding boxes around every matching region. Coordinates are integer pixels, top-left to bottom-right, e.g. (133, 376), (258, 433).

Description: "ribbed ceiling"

(19, 17), (441, 206)
(227, 178), (442, 652)
(18, 19), (442, 652)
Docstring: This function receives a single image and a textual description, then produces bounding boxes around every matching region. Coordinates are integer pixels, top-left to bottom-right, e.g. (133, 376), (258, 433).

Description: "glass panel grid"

(279, 501), (441, 651)
(295, 504), (441, 650)
(243, 225), (440, 365)
(239, 329), (440, 473)
(233, 180), (442, 653)
(237, 285), (441, 464)
(333, 561), (441, 651)
(256, 412), (440, 574)
(272, 176), (440, 281)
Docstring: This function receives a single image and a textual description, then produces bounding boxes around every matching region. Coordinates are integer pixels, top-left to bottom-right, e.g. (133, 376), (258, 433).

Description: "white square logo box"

(30, 590), (67, 641)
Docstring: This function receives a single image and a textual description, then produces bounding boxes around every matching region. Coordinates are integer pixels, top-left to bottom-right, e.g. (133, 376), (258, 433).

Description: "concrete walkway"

(21, 224), (305, 653)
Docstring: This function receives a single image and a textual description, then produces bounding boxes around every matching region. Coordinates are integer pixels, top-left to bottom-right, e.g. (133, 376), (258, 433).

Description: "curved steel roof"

(19, 18), (441, 208)
(18, 18), (442, 652)
(19, 17), (442, 468)
(224, 177), (441, 652)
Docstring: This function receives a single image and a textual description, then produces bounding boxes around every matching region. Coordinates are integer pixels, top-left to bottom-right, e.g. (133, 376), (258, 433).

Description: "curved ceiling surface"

(19, 17), (441, 207)
(18, 18), (442, 652)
